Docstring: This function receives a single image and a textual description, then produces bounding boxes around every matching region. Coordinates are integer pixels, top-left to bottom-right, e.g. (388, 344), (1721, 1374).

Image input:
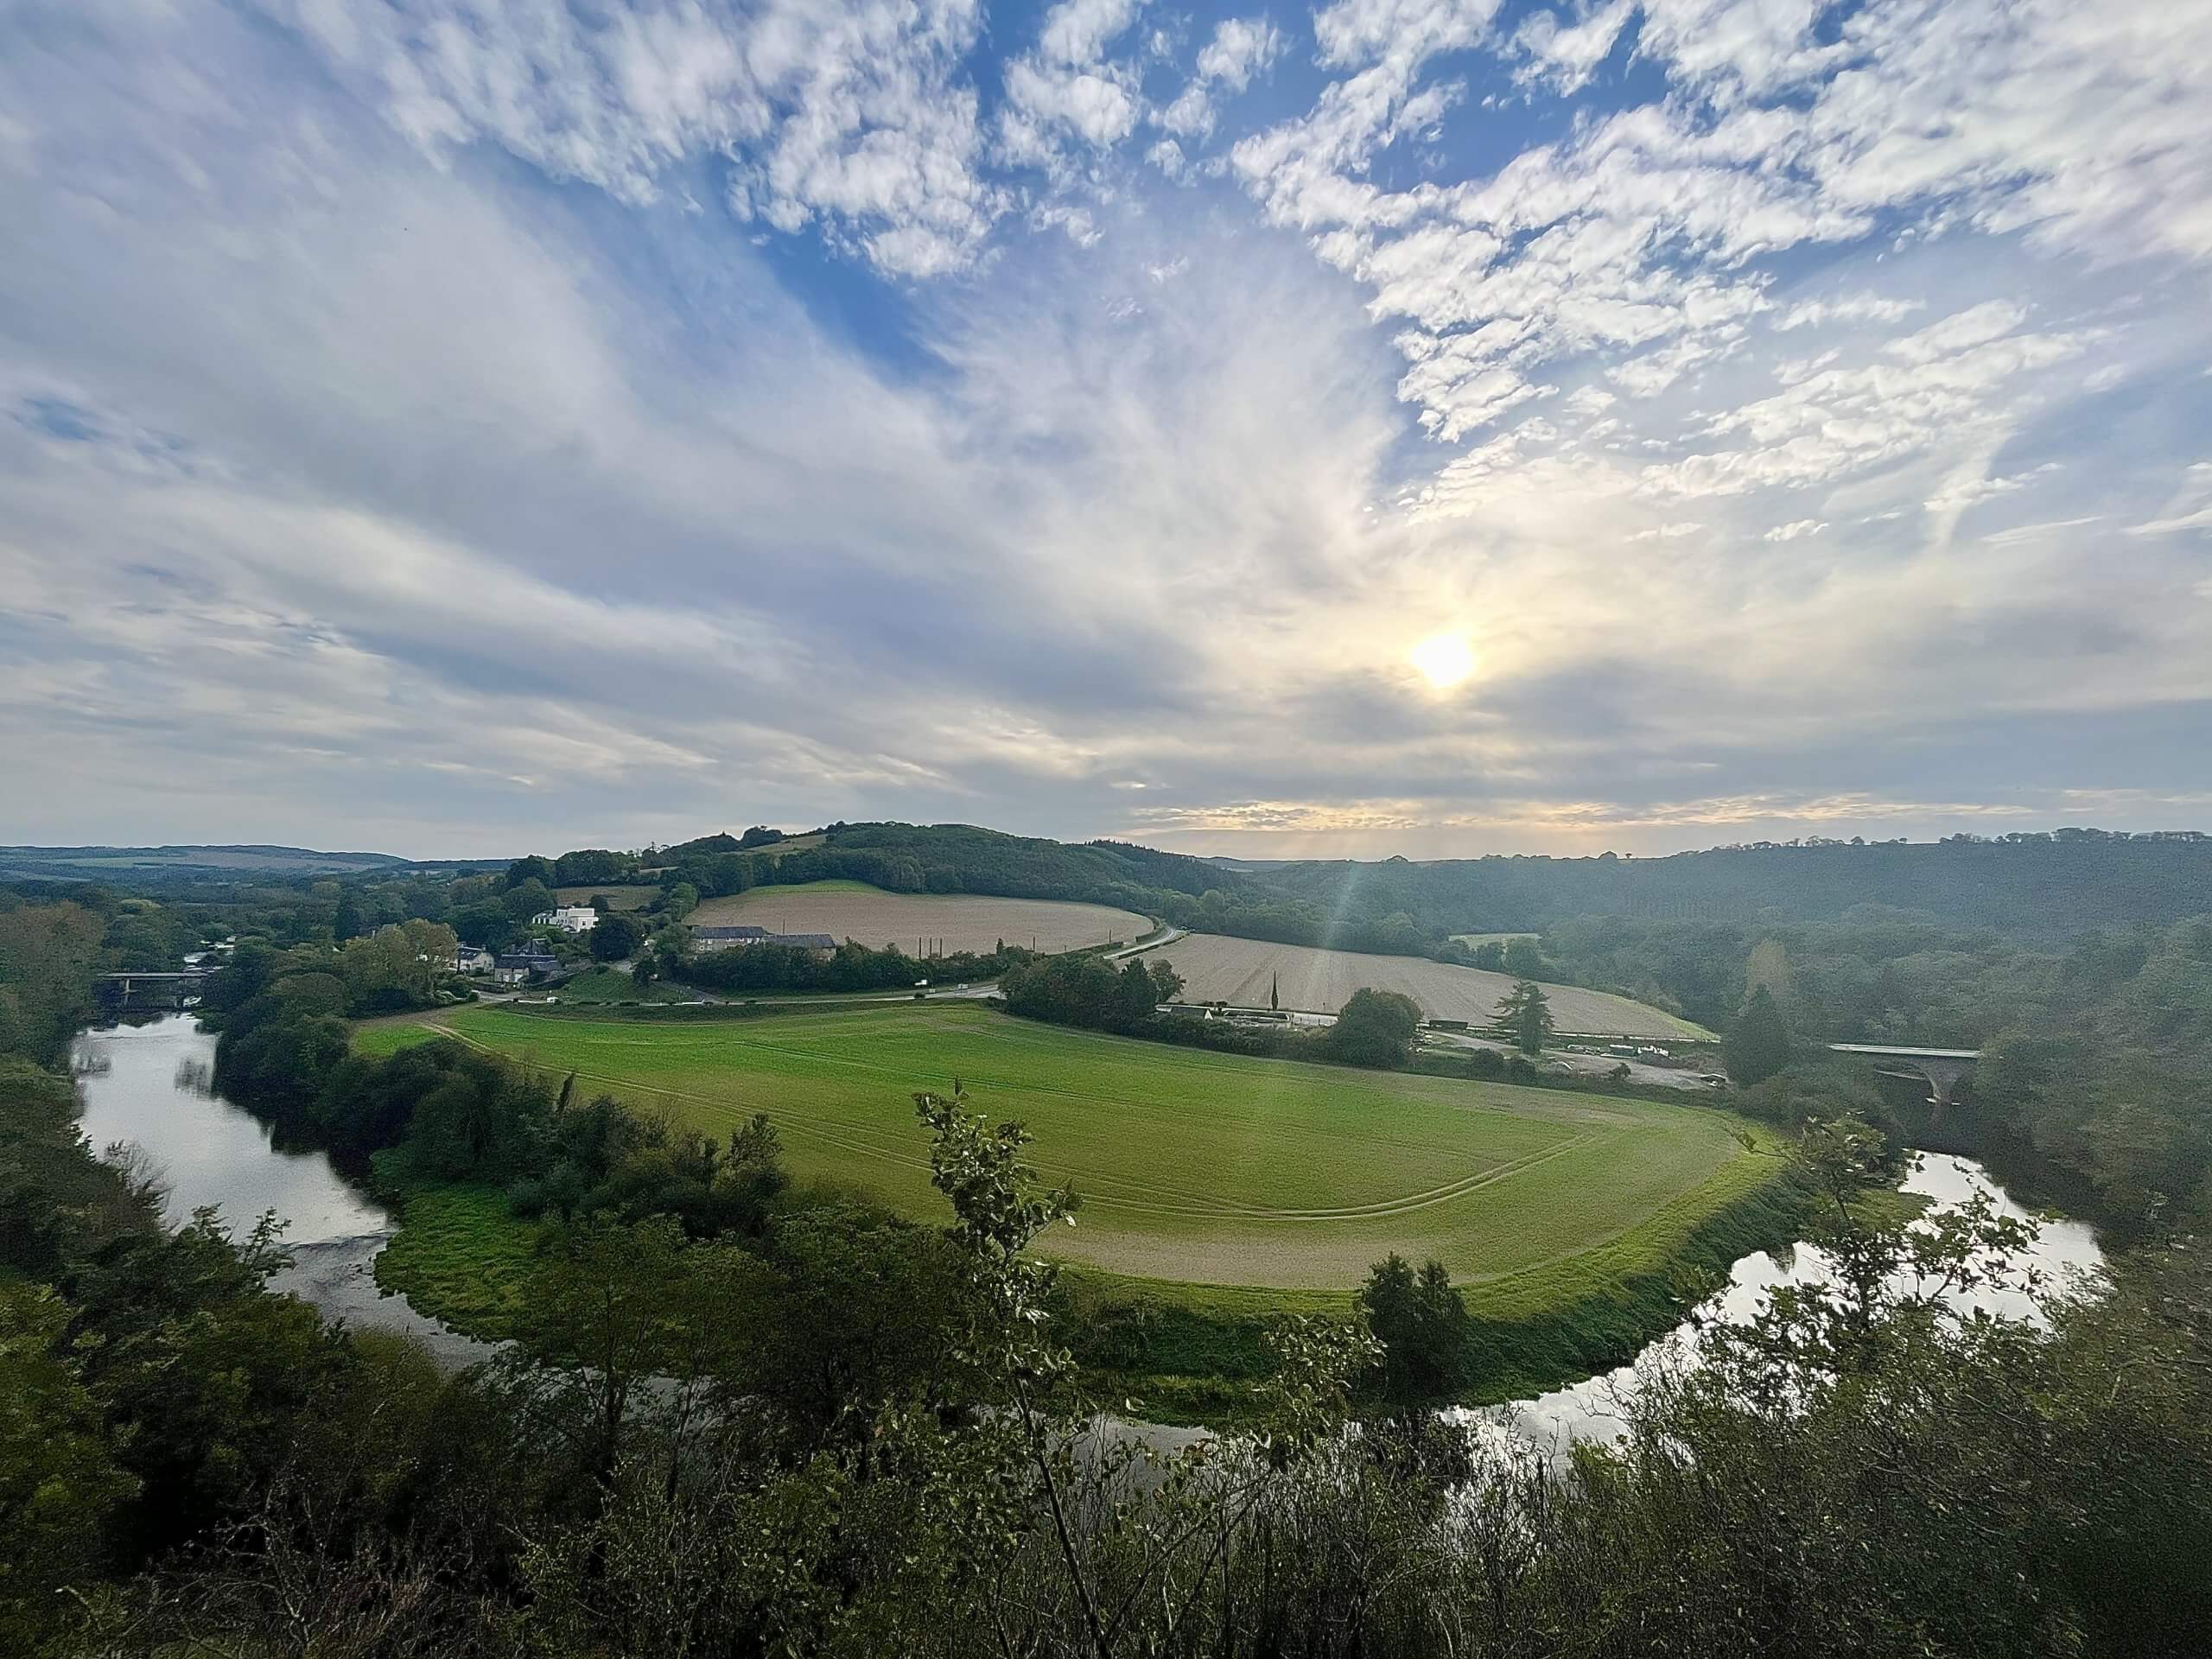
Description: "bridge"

(96, 969), (212, 1010)
(1828, 1042), (1980, 1108)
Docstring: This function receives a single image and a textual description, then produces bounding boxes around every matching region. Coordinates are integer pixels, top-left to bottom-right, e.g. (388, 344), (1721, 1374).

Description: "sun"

(1409, 632), (1477, 690)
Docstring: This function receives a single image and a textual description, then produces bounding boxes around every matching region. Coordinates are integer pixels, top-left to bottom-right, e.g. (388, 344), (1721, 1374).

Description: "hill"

(0, 843), (418, 882)
(1249, 831), (2212, 939)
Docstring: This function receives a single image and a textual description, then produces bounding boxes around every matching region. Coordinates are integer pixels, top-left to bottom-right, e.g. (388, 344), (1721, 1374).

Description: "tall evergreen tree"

(1496, 979), (1554, 1054)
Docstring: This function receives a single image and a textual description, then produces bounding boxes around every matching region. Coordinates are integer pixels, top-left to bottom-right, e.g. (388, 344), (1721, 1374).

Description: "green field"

(359, 1002), (1779, 1297)
(543, 966), (706, 1005)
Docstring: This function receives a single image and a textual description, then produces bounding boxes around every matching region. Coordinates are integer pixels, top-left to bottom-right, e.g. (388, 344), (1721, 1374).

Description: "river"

(72, 1014), (499, 1369)
(71, 1014), (2106, 1443)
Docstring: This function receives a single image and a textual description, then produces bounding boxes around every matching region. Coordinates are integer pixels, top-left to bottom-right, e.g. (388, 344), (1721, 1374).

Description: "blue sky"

(3, 0), (2209, 858)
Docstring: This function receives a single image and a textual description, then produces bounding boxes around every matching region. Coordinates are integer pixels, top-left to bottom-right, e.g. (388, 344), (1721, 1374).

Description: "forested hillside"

(1249, 831), (2212, 938)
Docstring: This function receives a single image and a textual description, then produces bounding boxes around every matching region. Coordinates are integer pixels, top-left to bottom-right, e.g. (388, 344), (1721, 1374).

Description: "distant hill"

(15, 823), (2207, 942)
(0, 844), (502, 885)
(654, 822), (1273, 918)
(1249, 832), (2212, 939)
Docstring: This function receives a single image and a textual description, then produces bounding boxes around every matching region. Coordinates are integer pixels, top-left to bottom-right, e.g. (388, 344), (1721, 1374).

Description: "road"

(1104, 925), (1185, 960)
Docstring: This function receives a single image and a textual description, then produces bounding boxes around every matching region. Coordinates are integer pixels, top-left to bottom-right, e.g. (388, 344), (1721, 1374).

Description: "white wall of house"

(532, 906), (599, 933)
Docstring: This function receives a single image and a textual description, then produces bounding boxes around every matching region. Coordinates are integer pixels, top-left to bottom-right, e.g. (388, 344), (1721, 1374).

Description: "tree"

(517, 1217), (703, 1478)
(1726, 983), (1792, 1084)
(591, 913), (645, 963)
(1324, 988), (1422, 1068)
(503, 855), (557, 890)
(0, 901), (104, 1065)
(1495, 979), (1554, 1054)
(1471, 940), (1507, 972)
(1147, 957), (1184, 1004)
(0, 1281), (139, 1651)
(1503, 936), (1543, 977)
(1357, 1254), (1467, 1402)
(330, 890), (364, 943)
(448, 899), (519, 951)
(1116, 957), (1159, 1025)
(748, 1204), (978, 1444)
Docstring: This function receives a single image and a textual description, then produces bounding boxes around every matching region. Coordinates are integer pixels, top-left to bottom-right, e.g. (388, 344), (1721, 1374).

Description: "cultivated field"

(360, 1002), (1763, 1293)
(687, 880), (1150, 957)
(1144, 933), (1710, 1039)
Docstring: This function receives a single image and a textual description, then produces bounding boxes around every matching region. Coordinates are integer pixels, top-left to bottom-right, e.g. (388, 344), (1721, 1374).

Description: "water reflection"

(1473, 1151), (2107, 1452)
(71, 1015), (499, 1368)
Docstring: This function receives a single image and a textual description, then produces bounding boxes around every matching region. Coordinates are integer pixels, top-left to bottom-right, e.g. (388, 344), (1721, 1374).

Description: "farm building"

(494, 950), (557, 986)
(452, 944), (493, 974)
(690, 925), (772, 952)
(531, 906), (599, 933)
(688, 924), (838, 957)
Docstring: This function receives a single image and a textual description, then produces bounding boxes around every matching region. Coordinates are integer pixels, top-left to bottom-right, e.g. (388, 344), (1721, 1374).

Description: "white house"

(453, 944), (494, 974)
(531, 906), (600, 933)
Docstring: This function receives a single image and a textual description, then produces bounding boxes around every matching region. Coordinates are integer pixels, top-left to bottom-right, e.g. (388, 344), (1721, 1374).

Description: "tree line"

(1545, 912), (2212, 1240)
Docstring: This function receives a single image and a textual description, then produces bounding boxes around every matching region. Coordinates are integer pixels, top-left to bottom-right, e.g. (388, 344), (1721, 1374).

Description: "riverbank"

(73, 1014), (2100, 1442)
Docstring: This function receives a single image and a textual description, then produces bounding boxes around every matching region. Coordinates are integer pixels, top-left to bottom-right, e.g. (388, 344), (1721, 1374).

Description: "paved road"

(1104, 925), (1185, 960)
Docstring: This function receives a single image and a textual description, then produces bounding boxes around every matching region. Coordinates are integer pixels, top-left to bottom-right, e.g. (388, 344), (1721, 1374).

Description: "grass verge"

(367, 1159), (543, 1343)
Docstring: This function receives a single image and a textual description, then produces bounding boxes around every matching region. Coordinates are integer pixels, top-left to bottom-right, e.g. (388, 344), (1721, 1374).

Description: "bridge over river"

(1829, 1042), (1980, 1107)
(96, 969), (212, 1011)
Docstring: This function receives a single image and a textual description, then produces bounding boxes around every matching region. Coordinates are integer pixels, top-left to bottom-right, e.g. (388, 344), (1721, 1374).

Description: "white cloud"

(1923, 460), (2059, 518)
(1775, 293), (1927, 332)
(1231, 0), (2212, 488)
(1763, 518), (1827, 542)
(1195, 16), (1286, 91)
(1159, 85), (1215, 139)
(1641, 303), (2087, 499)
(1000, 0), (1158, 178)
(1509, 1), (1636, 94)
(1004, 58), (1141, 156)
(2126, 461), (2212, 537)
(257, 0), (1007, 278)
(1153, 16), (1285, 152)
(1039, 0), (1144, 65)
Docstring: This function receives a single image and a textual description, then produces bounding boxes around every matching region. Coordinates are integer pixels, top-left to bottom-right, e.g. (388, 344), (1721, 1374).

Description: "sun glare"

(1409, 632), (1477, 690)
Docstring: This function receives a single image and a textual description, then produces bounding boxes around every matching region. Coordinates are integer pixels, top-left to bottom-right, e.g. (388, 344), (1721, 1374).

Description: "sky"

(3, 0), (2209, 861)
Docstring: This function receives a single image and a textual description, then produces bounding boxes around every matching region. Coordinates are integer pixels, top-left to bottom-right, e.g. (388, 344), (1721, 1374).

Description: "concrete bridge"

(1828, 1042), (1980, 1107)
(97, 969), (211, 1010)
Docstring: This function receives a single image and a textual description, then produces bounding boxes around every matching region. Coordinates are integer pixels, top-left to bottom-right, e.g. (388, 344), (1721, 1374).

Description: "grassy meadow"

(358, 1001), (1774, 1295)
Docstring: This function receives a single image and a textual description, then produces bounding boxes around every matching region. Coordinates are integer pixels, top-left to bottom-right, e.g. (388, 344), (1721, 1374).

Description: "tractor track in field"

(408, 1012), (1618, 1225)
